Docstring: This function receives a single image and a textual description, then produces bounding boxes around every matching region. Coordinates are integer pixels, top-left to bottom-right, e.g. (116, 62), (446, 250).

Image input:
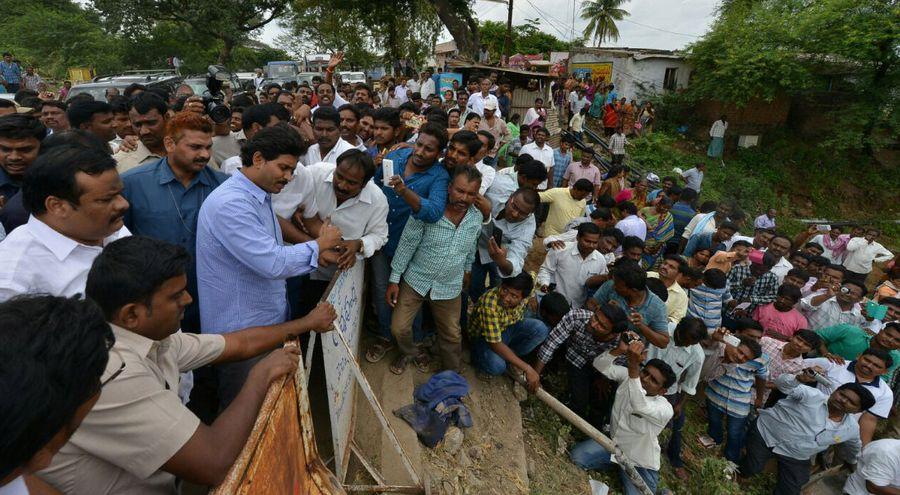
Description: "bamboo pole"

(507, 371), (654, 495)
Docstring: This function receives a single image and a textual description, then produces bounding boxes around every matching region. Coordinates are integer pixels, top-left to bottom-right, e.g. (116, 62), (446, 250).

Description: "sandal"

(413, 353), (433, 373)
(390, 355), (412, 375)
(365, 339), (394, 363)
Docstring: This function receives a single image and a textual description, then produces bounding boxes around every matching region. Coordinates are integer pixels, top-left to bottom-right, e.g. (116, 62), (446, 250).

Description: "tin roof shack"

(569, 47), (692, 99)
(445, 60), (555, 123)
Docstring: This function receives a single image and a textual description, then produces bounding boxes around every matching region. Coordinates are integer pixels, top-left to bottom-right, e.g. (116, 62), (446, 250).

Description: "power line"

(619, 18), (701, 38)
(522, 0), (575, 39)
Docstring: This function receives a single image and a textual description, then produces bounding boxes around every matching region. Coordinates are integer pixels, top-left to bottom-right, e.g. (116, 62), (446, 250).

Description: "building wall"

(569, 52), (692, 99)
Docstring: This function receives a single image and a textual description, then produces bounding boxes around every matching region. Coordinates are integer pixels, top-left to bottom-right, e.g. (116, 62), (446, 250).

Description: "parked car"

(338, 71), (367, 85)
(66, 69), (182, 101)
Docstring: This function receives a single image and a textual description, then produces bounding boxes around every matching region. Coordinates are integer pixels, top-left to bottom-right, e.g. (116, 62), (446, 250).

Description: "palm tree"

(580, 0), (629, 46)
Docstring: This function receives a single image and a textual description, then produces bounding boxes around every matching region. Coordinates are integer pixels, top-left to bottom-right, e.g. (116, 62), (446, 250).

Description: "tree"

(478, 20), (568, 59)
(580, 0), (629, 46)
(0, 1), (123, 78)
(92, 0), (290, 64)
(686, 0), (899, 153)
(279, 0), (440, 72)
(428, 0), (480, 59)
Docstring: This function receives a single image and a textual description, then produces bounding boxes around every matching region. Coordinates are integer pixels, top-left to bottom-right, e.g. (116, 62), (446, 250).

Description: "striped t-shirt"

(687, 284), (728, 331)
(706, 350), (769, 417)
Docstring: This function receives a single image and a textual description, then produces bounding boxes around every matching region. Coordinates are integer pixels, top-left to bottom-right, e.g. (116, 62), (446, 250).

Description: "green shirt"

(816, 323), (900, 381)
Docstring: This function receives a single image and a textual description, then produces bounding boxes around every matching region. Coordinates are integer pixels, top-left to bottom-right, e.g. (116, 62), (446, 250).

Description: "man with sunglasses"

(39, 236), (338, 495)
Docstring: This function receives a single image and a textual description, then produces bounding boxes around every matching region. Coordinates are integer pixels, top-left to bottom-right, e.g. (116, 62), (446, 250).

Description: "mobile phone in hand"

(382, 158), (394, 183)
(723, 334), (741, 347)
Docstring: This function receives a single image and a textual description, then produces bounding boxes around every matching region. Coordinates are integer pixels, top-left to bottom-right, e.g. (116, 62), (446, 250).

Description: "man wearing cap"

(477, 101), (509, 167)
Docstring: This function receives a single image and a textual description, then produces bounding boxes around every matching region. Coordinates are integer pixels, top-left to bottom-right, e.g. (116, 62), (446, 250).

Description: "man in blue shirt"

(668, 188), (697, 252)
(196, 124), (342, 408)
(552, 138), (573, 188)
(683, 221), (738, 257)
(121, 112), (228, 333)
(588, 260), (670, 348)
(0, 53), (21, 93)
(365, 122), (450, 364)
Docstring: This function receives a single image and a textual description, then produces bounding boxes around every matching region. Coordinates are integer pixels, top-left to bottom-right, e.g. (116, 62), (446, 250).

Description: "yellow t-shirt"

(539, 187), (586, 237)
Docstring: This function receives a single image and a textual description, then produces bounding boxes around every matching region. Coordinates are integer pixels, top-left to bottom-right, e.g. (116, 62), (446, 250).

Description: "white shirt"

(467, 92), (501, 118)
(310, 93), (350, 115)
(474, 160), (496, 195)
(593, 351), (673, 471)
(394, 85), (408, 103)
(300, 138), (356, 166)
(537, 242), (607, 307)
(608, 133), (627, 154)
(844, 439), (900, 495)
(681, 212), (716, 240)
(421, 78), (435, 99)
(843, 238), (893, 274)
(523, 107), (543, 126)
(710, 120), (728, 138)
(0, 216), (130, 302)
(405, 79), (420, 94)
(615, 214), (647, 241)
(802, 357), (893, 419)
(800, 295), (866, 331)
(769, 256), (793, 283)
(220, 155), (242, 175)
(520, 142), (554, 189)
(274, 162), (388, 280)
(810, 234), (845, 264)
(648, 322), (705, 396)
(681, 167), (704, 192)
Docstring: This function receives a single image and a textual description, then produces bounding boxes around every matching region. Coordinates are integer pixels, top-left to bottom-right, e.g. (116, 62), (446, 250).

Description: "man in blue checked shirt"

(196, 125), (343, 408)
(386, 167), (483, 375)
(0, 53), (21, 93)
(552, 138), (573, 188)
(365, 122), (450, 364)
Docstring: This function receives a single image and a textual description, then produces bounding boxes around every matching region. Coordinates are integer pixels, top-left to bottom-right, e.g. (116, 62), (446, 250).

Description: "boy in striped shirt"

(705, 326), (768, 463)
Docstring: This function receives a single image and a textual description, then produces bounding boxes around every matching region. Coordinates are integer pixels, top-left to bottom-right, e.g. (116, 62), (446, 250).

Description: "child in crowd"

(752, 284), (808, 341)
(687, 268), (728, 332)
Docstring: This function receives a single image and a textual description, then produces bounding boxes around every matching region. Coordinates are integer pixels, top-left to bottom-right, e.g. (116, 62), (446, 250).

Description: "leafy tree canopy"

(686, 0), (898, 152)
(478, 19), (569, 59)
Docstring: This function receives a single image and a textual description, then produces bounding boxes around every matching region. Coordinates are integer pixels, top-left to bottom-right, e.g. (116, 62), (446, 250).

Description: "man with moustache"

(114, 93), (169, 173)
(311, 81), (350, 115)
(337, 103), (367, 151)
(301, 106), (355, 166)
(196, 124), (343, 407)
(0, 145), (130, 301)
(38, 101), (70, 135)
(0, 115), (45, 207)
(121, 112), (228, 334)
(387, 166), (483, 374)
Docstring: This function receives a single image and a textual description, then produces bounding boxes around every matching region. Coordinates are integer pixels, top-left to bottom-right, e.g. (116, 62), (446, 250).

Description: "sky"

(257, 0), (721, 52)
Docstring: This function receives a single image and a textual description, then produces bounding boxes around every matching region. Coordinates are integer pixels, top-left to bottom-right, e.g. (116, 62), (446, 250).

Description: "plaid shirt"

(390, 206), (482, 300)
(537, 309), (619, 369)
(759, 337), (804, 402)
(726, 265), (779, 316)
(609, 133), (627, 155)
(470, 286), (526, 343)
(552, 148), (572, 187)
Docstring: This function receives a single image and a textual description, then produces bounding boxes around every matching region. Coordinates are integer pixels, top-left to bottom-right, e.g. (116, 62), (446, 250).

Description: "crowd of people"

(1, 50), (898, 495)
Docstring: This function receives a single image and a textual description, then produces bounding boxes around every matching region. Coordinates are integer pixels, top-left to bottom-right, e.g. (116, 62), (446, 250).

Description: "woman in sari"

(620, 98), (636, 136)
(631, 178), (649, 209)
(639, 198), (675, 269)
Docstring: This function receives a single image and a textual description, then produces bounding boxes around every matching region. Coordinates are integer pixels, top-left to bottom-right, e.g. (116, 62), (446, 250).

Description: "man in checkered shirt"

(534, 302), (629, 420)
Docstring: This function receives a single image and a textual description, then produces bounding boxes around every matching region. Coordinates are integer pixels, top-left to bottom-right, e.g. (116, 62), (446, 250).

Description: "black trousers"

(739, 421), (811, 495)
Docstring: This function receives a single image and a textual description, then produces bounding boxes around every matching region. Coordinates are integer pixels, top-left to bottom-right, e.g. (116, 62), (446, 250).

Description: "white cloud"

(257, 0), (720, 52)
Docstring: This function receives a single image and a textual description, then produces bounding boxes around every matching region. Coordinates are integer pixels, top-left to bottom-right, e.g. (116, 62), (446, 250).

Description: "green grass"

(621, 130), (899, 247)
(521, 370), (779, 495)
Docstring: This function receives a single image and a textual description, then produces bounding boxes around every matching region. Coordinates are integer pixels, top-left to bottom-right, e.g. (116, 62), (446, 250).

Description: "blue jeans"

(706, 399), (749, 462)
(370, 250), (423, 342)
(570, 440), (660, 495)
(665, 393), (686, 468)
(469, 259), (500, 304)
(472, 318), (549, 375)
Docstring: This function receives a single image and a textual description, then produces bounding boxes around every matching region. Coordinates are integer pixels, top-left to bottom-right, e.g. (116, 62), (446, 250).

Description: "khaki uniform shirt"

(114, 141), (163, 174)
(40, 324), (225, 495)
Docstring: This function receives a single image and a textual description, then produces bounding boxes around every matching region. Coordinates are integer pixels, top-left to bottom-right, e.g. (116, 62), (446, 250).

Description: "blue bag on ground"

(393, 370), (474, 448)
